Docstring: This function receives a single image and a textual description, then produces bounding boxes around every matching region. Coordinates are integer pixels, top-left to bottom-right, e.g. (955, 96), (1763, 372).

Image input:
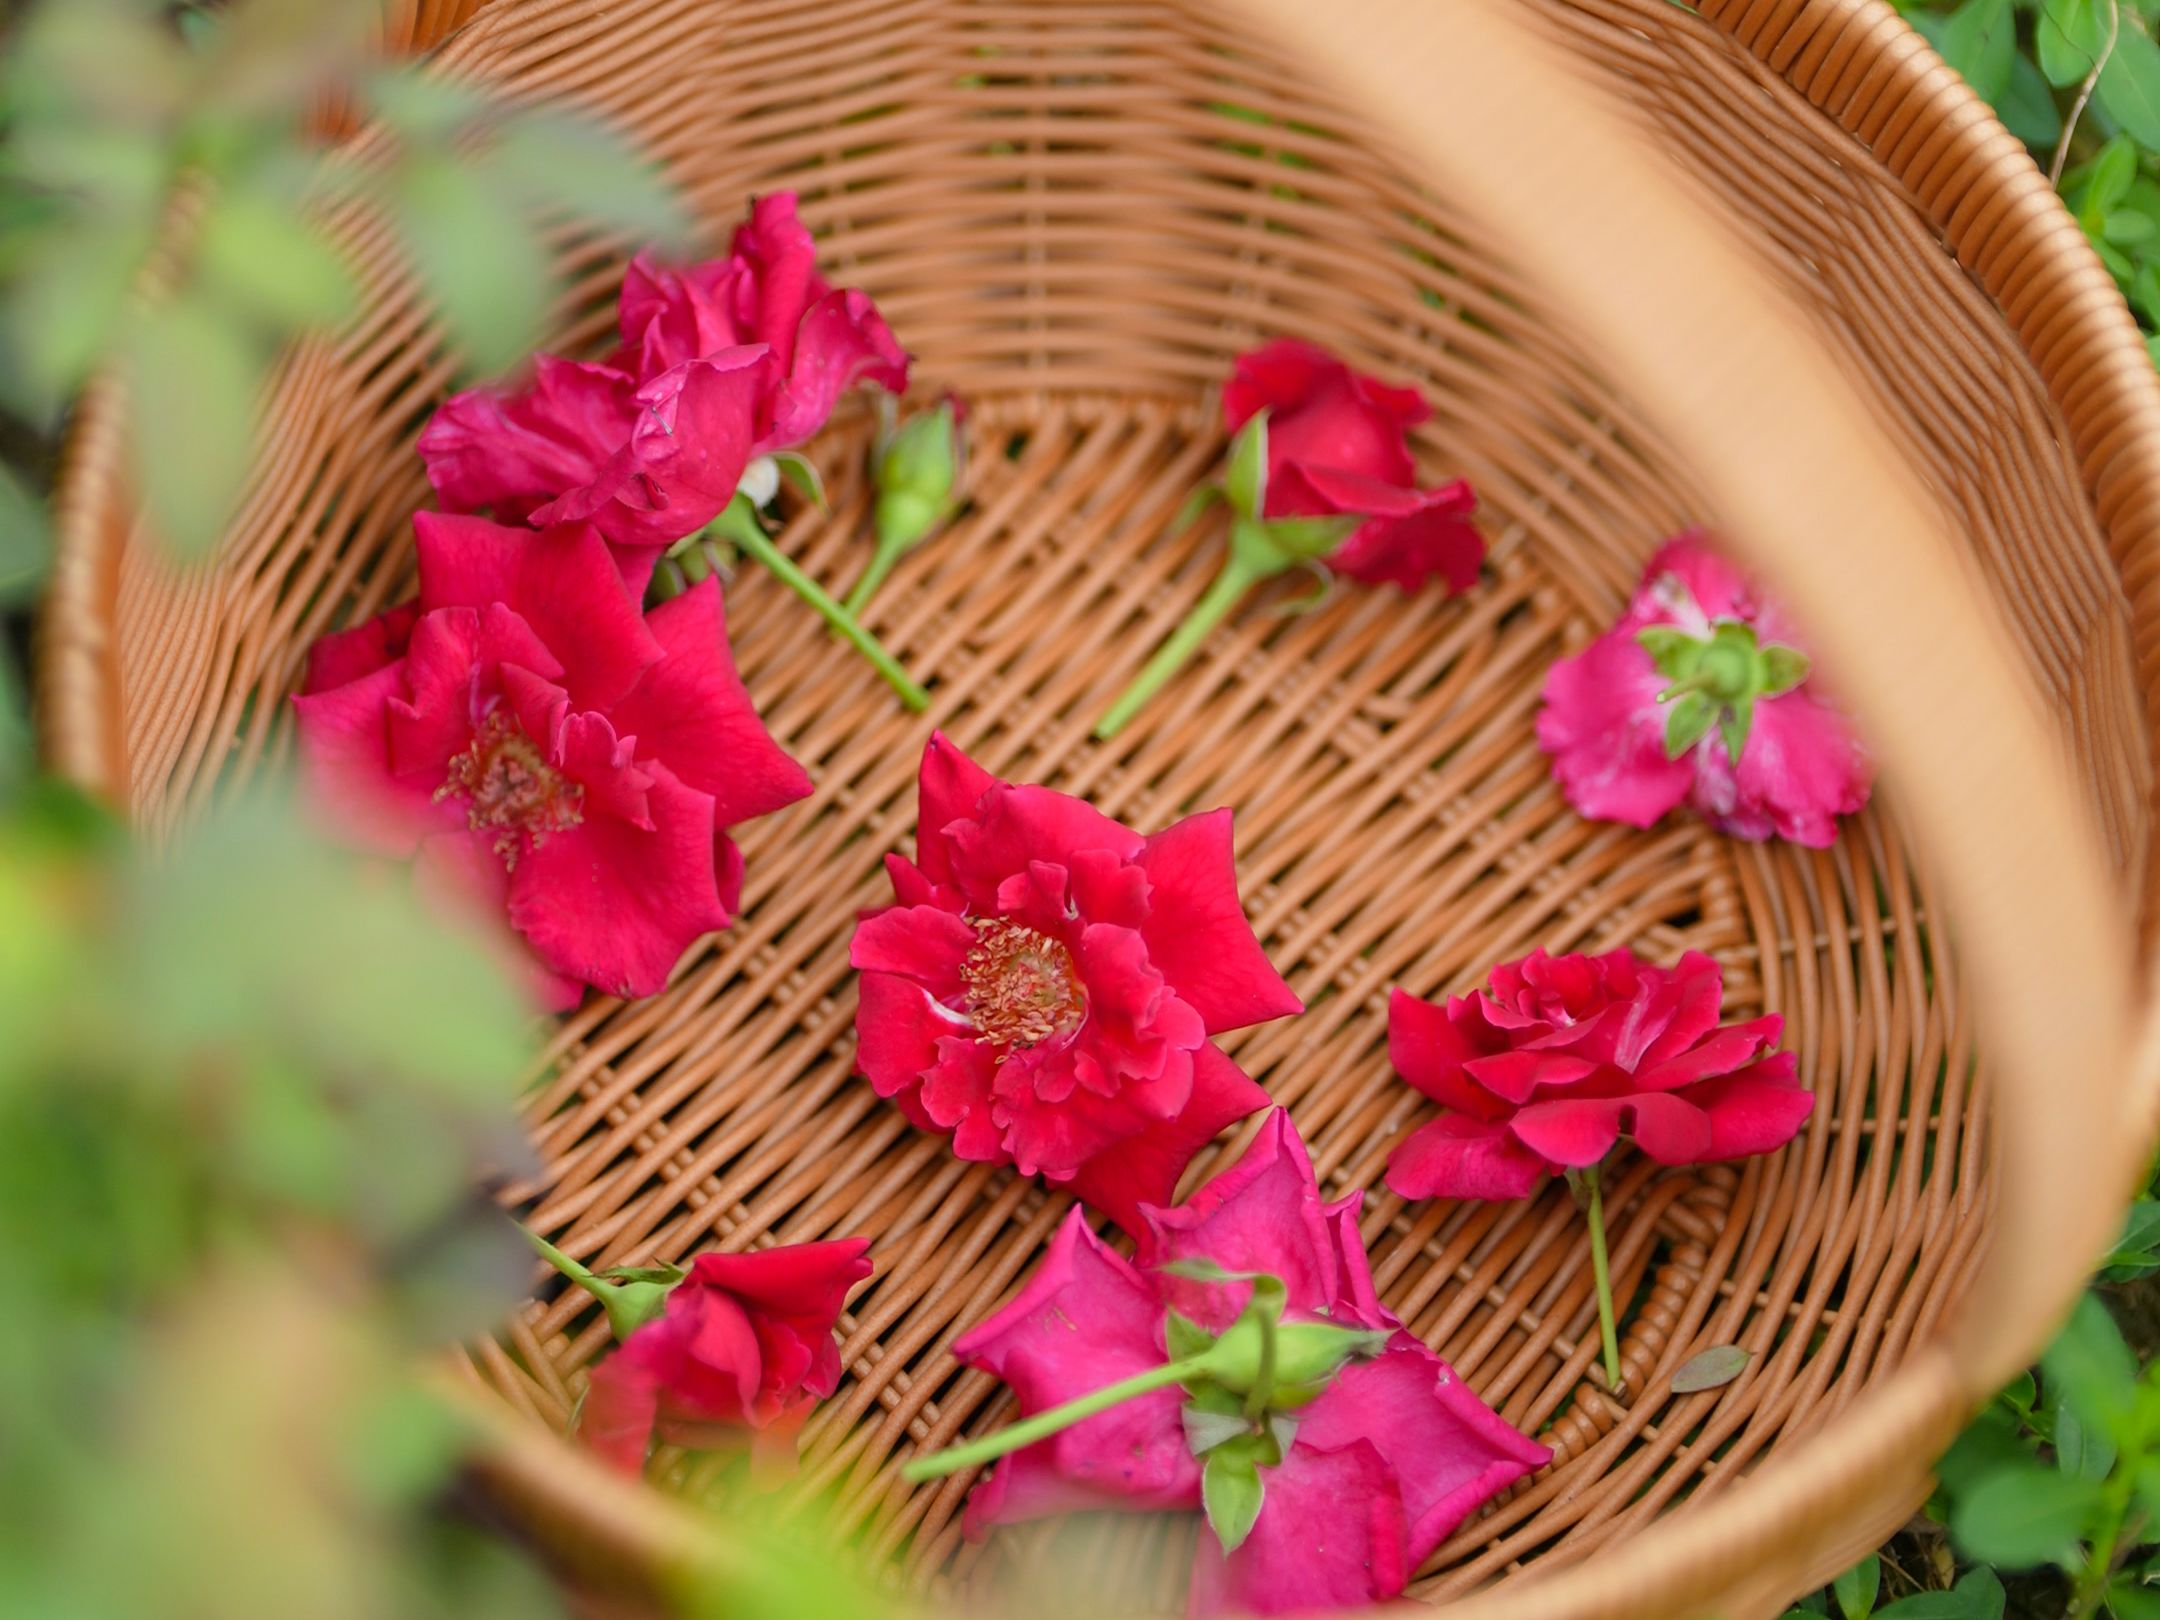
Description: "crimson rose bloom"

(1223, 337), (1483, 592)
(294, 512), (811, 1007)
(953, 1110), (1549, 1616)
(849, 735), (1300, 1232)
(1385, 948), (1813, 1200)
(419, 191), (907, 557)
(579, 1239), (873, 1475)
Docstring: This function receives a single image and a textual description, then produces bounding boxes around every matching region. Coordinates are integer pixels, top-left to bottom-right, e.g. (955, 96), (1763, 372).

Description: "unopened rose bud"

(848, 396), (965, 614)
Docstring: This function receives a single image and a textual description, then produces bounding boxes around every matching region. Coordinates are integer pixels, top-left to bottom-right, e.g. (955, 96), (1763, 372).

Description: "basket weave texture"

(38, 1), (2160, 1616)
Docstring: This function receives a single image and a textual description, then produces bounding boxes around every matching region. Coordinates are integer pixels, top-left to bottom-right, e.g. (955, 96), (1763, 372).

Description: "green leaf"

(1873, 1567), (2006, 1620)
(2107, 209), (2160, 245)
(1224, 413), (1269, 519)
(1999, 49), (2066, 149)
(2090, 137), (2142, 218)
(2043, 1293), (2139, 1442)
(2055, 1398), (2119, 1479)
(2101, 23), (2160, 147)
(2107, 1200), (2160, 1278)
(194, 191), (357, 333)
(1941, 0), (2017, 103)
(0, 463), (49, 606)
(484, 108), (689, 249)
(2039, 0), (2111, 88)
(125, 294), (266, 557)
(389, 154), (552, 377)
(1949, 1460), (2104, 1568)
(1834, 1553), (1881, 1620)
(1201, 1447), (1265, 1554)
(1663, 692), (1716, 758)
(1671, 1345), (1753, 1393)
(2109, 1578), (2160, 1620)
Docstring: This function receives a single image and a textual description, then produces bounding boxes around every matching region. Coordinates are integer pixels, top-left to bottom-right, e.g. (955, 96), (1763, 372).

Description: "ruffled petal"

(688, 1239), (871, 1337)
(757, 287), (910, 454)
(1060, 1042), (1271, 1235)
(1536, 626), (1695, 828)
(849, 905), (974, 998)
(1139, 1108), (1338, 1328)
(1300, 1336), (1549, 1566)
(852, 970), (950, 1118)
(1327, 483), (1485, 593)
(1386, 1114), (1549, 1200)
(1682, 1053), (1815, 1159)
(1135, 809), (1301, 1034)
(604, 579), (814, 824)
(946, 783), (1147, 910)
(292, 660), (444, 855)
(1386, 988), (1510, 1119)
(1699, 687), (1871, 849)
(1188, 1438), (1409, 1617)
(914, 732), (1001, 888)
(1506, 1097), (1626, 1169)
(505, 762), (729, 999)
(419, 355), (635, 524)
(952, 1209), (1198, 1533)
(301, 600), (419, 695)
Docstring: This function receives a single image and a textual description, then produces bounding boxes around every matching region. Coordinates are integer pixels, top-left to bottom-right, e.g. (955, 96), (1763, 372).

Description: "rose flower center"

(437, 709), (584, 869)
(962, 918), (1086, 1054)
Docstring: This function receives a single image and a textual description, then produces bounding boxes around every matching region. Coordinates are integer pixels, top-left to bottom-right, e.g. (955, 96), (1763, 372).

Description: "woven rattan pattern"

(37, 0), (2160, 1613)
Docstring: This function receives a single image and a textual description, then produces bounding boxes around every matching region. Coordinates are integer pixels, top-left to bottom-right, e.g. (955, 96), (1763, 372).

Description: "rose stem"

(706, 501), (930, 713)
(1094, 551), (1265, 740)
(523, 1226), (612, 1306)
(843, 539), (907, 617)
(902, 1356), (1212, 1482)
(1583, 1165), (1624, 1394)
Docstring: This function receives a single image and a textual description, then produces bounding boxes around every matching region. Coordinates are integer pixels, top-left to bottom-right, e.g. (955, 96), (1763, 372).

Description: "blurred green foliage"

(0, 0), (687, 556)
(1899, 0), (2160, 365)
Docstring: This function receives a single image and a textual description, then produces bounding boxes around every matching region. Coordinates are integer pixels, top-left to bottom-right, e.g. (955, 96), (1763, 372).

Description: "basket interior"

(80, 0), (2152, 1607)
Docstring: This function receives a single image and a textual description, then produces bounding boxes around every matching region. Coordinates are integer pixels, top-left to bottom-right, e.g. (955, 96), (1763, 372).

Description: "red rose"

(849, 734), (1302, 1232)
(578, 1239), (873, 1475)
(294, 512), (812, 1006)
(1222, 338), (1482, 593)
(1385, 948), (1814, 1200)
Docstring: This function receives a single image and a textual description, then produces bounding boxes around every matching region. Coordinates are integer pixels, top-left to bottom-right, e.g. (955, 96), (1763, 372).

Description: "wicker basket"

(39, 0), (2160, 1616)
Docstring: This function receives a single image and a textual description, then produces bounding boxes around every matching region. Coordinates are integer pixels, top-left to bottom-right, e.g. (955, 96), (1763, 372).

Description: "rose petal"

(302, 601), (420, 695)
(1505, 1097), (1626, 1170)
(419, 355), (635, 524)
(1386, 1114), (1549, 1200)
(1061, 1043), (1271, 1235)
(1187, 1438), (1409, 1617)
(1537, 627), (1695, 829)
(914, 732), (1001, 888)
(1135, 809), (1301, 1034)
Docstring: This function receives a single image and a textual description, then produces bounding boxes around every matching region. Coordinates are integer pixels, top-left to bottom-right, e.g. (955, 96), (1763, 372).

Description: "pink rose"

(849, 734), (1301, 1233)
(294, 512), (812, 1006)
(579, 1239), (873, 1475)
(1223, 338), (1483, 593)
(951, 1110), (1549, 1615)
(1385, 947), (1814, 1200)
(1536, 531), (1871, 847)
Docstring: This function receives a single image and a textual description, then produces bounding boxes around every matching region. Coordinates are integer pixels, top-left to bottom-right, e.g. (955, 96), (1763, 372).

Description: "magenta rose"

(1536, 531), (1871, 847)
(950, 1109), (1550, 1616)
(294, 512), (812, 1006)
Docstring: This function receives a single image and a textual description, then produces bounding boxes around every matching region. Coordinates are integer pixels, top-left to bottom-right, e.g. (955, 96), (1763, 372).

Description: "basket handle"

(1217, 0), (2144, 1394)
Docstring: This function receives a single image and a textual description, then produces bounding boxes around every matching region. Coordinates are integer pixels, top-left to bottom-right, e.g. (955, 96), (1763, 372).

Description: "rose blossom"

(294, 511), (812, 1007)
(579, 1238), (873, 1475)
(849, 735), (1301, 1233)
(949, 1109), (1549, 1615)
(1536, 531), (1871, 847)
(1385, 947), (1814, 1201)
(1222, 337), (1483, 593)
(418, 191), (908, 559)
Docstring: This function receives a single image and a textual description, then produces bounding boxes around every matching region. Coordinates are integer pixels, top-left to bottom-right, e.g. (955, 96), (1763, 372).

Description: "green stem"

(703, 499), (929, 713)
(2068, 1460), (2139, 1618)
(843, 537), (907, 617)
(524, 1226), (610, 1305)
(902, 1355), (1212, 1482)
(1094, 553), (1265, 740)
(1584, 1166), (1624, 1395)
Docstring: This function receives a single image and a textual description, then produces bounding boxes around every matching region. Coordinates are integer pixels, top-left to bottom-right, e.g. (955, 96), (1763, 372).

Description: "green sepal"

(601, 1263), (686, 1287)
(1663, 692), (1716, 759)
(1758, 641), (1810, 697)
(1165, 1309), (1216, 1362)
(1171, 484), (1224, 536)
(596, 1277), (674, 1343)
(772, 450), (827, 510)
(1636, 624), (1703, 679)
(1718, 697), (1753, 766)
(1224, 412), (1269, 520)
(1201, 1445), (1266, 1555)
(1181, 1405), (1250, 1455)
(1262, 513), (1358, 560)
